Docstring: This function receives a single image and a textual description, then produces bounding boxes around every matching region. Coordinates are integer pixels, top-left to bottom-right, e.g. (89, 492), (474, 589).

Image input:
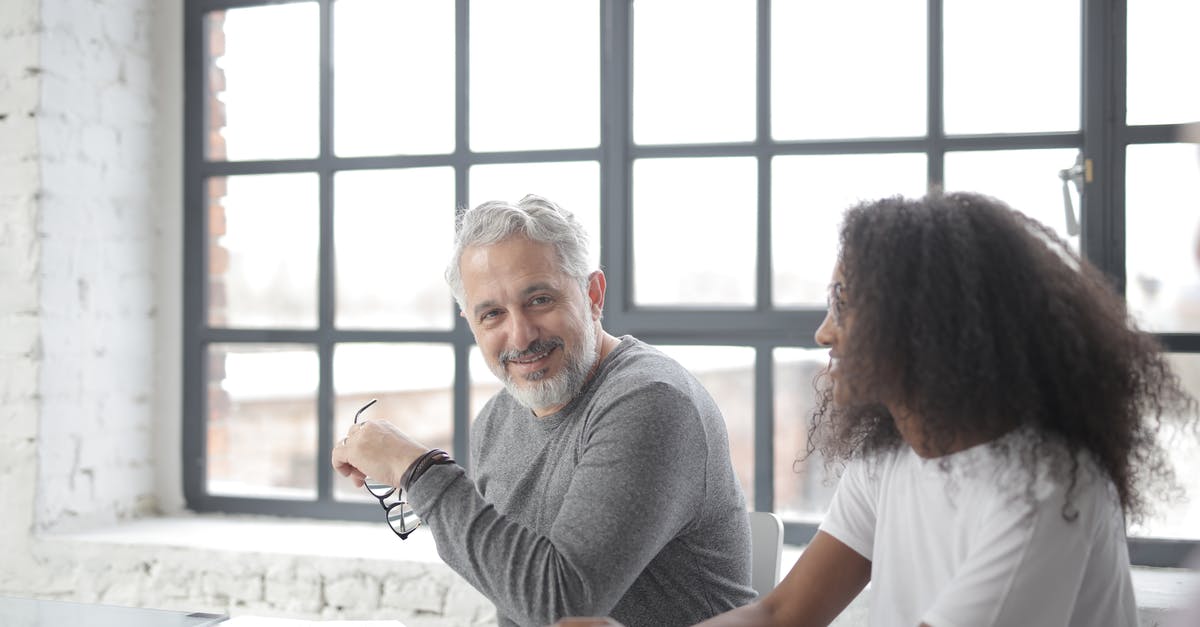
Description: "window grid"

(183, 0), (1197, 566)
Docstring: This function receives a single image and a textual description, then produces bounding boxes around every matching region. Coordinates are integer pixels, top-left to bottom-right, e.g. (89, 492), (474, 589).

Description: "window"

(184, 0), (1199, 566)
(1122, 0), (1200, 558)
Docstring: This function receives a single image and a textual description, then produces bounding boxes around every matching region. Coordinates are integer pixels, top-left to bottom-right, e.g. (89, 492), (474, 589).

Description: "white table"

(0, 596), (227, 626)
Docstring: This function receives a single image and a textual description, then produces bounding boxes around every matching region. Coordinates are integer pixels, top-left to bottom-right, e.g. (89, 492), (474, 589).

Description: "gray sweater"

(409, 336), (755, 626)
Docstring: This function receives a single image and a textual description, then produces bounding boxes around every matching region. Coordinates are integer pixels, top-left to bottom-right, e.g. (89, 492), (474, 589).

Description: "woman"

(696, 191), (1193, 626)
(556, 192), (1194, 626)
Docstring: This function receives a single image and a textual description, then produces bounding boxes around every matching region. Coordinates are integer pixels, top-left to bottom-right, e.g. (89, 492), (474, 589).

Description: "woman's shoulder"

(964, 431), (1121, 518)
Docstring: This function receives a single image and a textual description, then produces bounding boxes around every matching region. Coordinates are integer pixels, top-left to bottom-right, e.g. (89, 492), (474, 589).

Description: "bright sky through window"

(205, 0), (1200, 539)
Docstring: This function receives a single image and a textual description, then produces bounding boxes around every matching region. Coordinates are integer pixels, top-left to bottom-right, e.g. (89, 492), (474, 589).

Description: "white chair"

(749, 510), (784, 598)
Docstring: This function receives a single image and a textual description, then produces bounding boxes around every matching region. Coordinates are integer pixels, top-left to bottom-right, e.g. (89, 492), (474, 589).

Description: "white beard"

(494, 312), (598, 413)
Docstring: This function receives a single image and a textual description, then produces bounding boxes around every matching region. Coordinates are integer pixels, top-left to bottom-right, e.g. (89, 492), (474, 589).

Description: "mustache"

(499, 337), (564, 364)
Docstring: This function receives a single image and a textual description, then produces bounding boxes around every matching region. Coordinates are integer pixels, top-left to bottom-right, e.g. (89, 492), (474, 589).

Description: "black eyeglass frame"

(354, 399), (422, 540)
(827, 281), (847, 326)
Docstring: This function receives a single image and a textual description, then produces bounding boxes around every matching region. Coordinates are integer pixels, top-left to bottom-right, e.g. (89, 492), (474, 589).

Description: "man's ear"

(586, 270), (606, 318)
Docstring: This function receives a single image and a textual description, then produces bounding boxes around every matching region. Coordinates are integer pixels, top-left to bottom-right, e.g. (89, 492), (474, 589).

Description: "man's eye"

(481, 310), (501, 321)
(530, 295), (551, 306)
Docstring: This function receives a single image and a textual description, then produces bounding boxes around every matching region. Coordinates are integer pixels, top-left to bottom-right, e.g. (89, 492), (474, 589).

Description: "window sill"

(42, 514), (445, 564)
(32, 516), (1199, 625)
(29, 514), (494, 626)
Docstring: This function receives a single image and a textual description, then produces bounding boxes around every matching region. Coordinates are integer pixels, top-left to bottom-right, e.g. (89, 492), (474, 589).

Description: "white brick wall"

(0, 1), (496, 624)
(0, 0), (46, 590)
(34, 0), (159, 534)
(27, 526), (496, 625)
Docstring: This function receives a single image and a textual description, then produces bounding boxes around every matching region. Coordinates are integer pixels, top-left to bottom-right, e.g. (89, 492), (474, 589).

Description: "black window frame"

(183, 0), (1198, 567)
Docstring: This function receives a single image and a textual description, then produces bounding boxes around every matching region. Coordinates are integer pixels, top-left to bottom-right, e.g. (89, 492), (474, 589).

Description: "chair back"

(748, 510), (784, 597)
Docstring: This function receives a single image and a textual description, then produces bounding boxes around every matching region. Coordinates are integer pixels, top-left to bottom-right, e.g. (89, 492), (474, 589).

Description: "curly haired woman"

(699, 191), (1195, 626)
(553, 192), (1195, 627)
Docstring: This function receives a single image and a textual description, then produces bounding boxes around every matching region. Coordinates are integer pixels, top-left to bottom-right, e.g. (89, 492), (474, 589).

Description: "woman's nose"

(814, 309), (836, 347)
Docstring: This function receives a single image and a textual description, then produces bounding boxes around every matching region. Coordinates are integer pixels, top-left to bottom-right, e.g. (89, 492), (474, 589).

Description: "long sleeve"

(407, 378), (749, 627)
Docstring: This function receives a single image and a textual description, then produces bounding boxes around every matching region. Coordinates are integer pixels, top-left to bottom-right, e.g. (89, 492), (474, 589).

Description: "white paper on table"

(220, 617), (406, 626)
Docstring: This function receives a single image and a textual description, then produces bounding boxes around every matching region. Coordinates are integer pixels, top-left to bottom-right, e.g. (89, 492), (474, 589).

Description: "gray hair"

(445, 194), (594, 310)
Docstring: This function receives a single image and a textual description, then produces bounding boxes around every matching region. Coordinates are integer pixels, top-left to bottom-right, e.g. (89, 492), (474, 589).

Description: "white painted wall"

(34, 0), (160, 534)
(0, 2), (494, 623)
(0, 0), (168, 585)
(0, 0), (45, 588)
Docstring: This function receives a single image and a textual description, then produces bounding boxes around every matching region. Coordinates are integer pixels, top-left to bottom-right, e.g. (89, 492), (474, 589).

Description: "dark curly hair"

(808, 191), (1195, 520)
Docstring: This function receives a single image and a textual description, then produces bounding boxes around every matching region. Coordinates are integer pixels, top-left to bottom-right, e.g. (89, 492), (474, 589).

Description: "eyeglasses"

(354, 399), (423, 540)
(827, 281), (847, 326)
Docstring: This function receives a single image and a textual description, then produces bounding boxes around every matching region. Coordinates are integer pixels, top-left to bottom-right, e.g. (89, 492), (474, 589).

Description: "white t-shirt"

(819, 437), (1137, 627)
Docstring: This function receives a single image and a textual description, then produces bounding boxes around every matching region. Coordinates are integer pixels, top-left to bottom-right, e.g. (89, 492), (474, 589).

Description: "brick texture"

(26, 537), (495, 624)
(0, 0), (46, 590)
(34, 0), (159, 534)
(0, 2), (497, 624)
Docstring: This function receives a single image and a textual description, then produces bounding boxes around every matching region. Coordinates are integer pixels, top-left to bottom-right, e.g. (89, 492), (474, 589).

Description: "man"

(333, 195), (755, 627)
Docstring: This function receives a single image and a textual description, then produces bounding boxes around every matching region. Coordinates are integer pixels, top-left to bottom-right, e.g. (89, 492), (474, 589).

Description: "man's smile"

(499, 338), (566, 381)
(507, 347), (554, 365)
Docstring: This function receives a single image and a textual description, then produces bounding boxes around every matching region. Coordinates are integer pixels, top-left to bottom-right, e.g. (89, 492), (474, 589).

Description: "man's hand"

(331, 417), (429, 490)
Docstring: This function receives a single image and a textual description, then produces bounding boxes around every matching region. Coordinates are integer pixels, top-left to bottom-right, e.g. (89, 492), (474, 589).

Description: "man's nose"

(508, 310), (539, 349)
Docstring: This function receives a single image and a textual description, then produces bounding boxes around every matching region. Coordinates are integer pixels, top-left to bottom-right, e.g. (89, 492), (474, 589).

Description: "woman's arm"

(549, 531), (870, 627)
(695, 531), (871, 627)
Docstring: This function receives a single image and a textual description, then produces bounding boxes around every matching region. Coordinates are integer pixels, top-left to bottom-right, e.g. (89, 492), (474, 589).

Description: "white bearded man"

(332, 195), (756, 627)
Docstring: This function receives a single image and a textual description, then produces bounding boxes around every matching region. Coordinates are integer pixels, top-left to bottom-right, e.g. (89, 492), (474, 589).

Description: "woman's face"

(815, 262), (942, 456)
(815, 265), (851, 407)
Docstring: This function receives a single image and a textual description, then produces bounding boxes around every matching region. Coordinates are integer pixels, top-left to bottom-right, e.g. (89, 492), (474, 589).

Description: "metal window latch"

(1058, 152), (1088, 236)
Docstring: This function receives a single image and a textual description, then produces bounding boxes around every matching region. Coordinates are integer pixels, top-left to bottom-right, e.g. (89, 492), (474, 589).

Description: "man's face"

(459, 236), (601, 416)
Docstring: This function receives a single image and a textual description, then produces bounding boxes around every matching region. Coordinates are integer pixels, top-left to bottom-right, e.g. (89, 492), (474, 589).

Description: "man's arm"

(407, 383), (717, 625)
(695, 531), (871, 627)
(549, 532), (872, 627)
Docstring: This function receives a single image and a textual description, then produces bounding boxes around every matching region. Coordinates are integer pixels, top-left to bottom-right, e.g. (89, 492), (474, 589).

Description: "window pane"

(656, 345), (756, 505)
(774, 348), (838, 521)
(333, 0), (454, 156)
(469, 346), (505, 429)
(335, 168), (456, 330)
(469, 162), (602, 272)
(470, 0), (599, 151)
(633, 0), (755, 144)
(1129, 353), (1200, 541)
(1127, 0), (1200, 126)
(333, 343), (455, 501)
(943, 0), (1080, 134)
(771, 0), (926, 140)
(208, 4), (319, 161)
(773, 153), (927, 307)
(1126, 143), (1200, 332)
(209, 174), (319, 328)
(944, 148), (1082, 249)
(207, 344), (317, 499)
(633, 158), (757, 306)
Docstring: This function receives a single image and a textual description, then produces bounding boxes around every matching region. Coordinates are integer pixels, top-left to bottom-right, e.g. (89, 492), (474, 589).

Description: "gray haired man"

(333, 195), (755, 626)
